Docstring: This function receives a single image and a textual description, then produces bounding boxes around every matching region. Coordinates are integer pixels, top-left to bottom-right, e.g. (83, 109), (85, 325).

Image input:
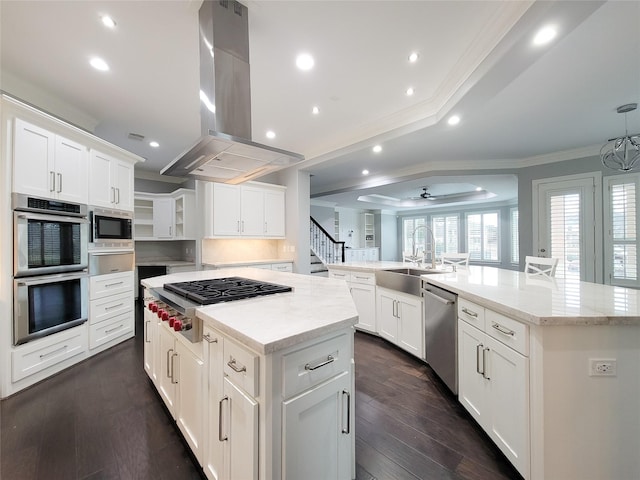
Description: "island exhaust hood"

(161, 0), (304, 184)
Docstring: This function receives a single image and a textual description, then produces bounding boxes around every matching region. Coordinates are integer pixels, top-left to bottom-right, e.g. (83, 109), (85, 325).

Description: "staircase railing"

(310, 217), (345, 264)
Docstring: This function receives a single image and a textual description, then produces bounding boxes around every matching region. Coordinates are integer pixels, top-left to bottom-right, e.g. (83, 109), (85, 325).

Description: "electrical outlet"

(589, 358), (617, 376)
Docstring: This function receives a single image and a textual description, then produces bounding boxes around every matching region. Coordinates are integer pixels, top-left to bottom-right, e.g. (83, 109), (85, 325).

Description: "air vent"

(128, 132), (145, 141)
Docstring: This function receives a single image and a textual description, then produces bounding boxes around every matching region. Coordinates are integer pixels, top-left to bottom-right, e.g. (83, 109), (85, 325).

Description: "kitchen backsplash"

(135, 240), (196, 262)
(202, 239), (292, 263)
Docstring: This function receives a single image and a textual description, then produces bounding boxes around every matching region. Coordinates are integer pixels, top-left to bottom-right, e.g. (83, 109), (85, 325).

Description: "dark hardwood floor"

(2, 303), (523, 480)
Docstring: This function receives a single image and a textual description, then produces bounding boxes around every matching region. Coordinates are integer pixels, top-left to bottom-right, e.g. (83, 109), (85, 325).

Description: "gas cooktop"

(163, 277), (293, 305)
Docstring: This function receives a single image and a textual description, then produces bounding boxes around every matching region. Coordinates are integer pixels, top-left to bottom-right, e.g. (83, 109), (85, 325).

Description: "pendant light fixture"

(600, 103), (640, 172)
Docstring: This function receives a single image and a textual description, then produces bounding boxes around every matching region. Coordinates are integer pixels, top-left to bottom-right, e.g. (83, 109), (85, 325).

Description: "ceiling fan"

(411, 187), (437, 200)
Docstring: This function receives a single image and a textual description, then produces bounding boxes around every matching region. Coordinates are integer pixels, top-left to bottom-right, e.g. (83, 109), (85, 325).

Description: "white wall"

(336, 207), (365, 248)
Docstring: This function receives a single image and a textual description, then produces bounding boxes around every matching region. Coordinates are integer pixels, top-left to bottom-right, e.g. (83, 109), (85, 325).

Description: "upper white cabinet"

(134, 189), (196, 240)
(89, 150), (134, 211)
(13, 118), (88, 204)
(205, 182), (286, 238)
(153, 197), (175, 239)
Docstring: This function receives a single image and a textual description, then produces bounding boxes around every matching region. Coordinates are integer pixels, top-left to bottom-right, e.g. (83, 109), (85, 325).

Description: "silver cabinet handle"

(476, 344), (484, 375)
(40, 344), (67, 359)
(264, 221), (267, 233)
(171, 352), (179, 384)
(49, 171), (56, 192)
(203, 333), (218, 343)
(342, 390), (351, 434)
(241, 220), (245, 233)
(57, 173), (62, 193)
(237, 220), (240, 233)
(169, 226), (172, 236)
(219, 396), (229, 441)
(492, 323), (515, 336)
(111, 186), (116, 204)
(423, 289), (454, 305)
(116, 187), (120, 204)
(105, 324), (123, 334)
(105, 302), (124, 311)
(166, 348), (173, 378)
(462, 307), (478, 317)
(305, 355), (335, 371)
(144, 320), (150, 343)
(483, 348), (490, 380)
(227, 358), (246, 373)
(105, 281), (124, 288)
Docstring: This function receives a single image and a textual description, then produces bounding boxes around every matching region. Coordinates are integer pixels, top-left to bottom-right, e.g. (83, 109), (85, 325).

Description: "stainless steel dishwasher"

(422, 282), (458, 394)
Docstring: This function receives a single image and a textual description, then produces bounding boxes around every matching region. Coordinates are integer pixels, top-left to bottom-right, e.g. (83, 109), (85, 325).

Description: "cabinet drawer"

(90, 291), (133, 324)
(12, 327), (86, 382)
(349, 271), (375, 285)
(486, 310), (529, 356)
(458, 298), (485, 329)
(223, 337), (259, 397)
(271, 262), (293, 272)
(90, 271), (134, 299)
(282, 332), (351, 398)
(328, 270), (350, 282)
(89, 311), (133, 349)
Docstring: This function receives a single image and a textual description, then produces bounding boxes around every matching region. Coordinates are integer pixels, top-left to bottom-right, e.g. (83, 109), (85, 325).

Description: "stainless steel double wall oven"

(13, 193), (89, 345)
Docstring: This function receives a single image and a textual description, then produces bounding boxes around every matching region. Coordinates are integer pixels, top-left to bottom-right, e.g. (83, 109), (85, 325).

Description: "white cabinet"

(328, 269), (376, 333)
(222, 376), (259, 480)
(88, 271), (134, 352)
(282, 371), (351, 480)
(344, 248), (378, 262)
(363, 213), (375, 248)
(13, 118), (88, 203)
(376, 287), (423, 358)
(89, 149), (134, 211)
(457, 300), (530, 478)
(155, 319), (205, 463)
(153, 197), (175, 238)
(134, 189), (196, 240)
(203, 326), (258, 480)
(205, 182), (286, 238)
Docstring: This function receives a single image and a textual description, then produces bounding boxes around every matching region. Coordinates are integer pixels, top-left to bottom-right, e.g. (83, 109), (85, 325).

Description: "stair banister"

(310, 217), (345, 265)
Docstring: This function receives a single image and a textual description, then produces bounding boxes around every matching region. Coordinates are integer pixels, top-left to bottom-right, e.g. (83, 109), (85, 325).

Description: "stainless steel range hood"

(161, 0), (304, 184)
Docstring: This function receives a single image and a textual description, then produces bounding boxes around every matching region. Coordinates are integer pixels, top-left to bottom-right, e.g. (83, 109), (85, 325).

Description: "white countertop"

(328, 262), (640, 326)
(142, 267), (357, 354)
(202, 259), (293, 268)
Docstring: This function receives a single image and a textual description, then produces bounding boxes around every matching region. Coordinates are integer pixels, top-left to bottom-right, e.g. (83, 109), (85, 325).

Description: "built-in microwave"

(13, 271), (88, 345)
(89, 207), (133, 249)
(13, 194), (88, 277)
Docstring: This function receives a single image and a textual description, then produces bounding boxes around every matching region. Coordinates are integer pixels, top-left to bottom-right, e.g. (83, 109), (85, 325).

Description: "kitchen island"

(328, 261), (640, 480)
(141, 268), (357, 480)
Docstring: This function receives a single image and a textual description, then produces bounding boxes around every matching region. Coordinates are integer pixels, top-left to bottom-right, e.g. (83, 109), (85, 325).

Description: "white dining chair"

(441, 252), (470, 269)
(524, 256), (559, 278)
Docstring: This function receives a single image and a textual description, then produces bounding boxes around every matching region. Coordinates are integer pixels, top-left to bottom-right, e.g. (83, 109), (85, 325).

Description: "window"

(605, 174), (639, 286)
(402, 217), (426, 254)
(466, 212), (499, 261)
(432, 214), (459, 257)
(510, 208), (519, 264)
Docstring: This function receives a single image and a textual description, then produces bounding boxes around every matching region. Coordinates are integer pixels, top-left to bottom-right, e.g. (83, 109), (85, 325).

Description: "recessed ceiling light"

(312, 106), (320, 115)
(475, 186), (482, 191)
(101, 15), (116, 29)
(149, 141), (159, 148)
(447, 115), (460, 126)
(90, 57), (109, 71)
(296, 53), (314, 71)
(372, 145), (382, 153)
(362, 169), (369, 175)
(406, 87), (415, 96)
(266, 130), (276, 139)
(533, 25), (557, 46)
(408, 52), (419, 63)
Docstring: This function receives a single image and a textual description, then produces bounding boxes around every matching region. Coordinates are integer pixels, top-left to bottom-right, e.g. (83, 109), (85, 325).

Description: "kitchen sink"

(376, 267), (446, 296)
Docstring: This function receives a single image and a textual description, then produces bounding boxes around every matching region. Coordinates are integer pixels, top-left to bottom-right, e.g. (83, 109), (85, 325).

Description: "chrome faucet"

(410, 224), (436, 269)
